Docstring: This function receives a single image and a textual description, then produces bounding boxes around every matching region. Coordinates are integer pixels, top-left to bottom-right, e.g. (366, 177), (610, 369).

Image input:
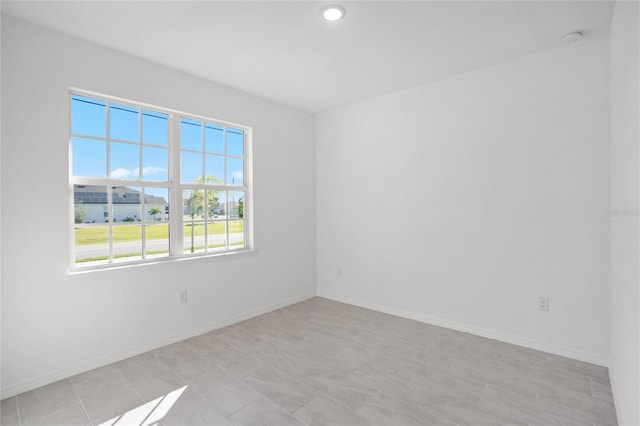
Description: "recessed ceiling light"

(562, 31), (583, 44)
(322, 5), (346, 22)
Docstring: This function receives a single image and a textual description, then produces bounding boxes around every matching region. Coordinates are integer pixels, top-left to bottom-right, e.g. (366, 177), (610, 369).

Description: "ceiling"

(2, 1), (615, 113)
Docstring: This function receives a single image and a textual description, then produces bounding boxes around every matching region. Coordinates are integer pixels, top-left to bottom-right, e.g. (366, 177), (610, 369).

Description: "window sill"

(66, 249), (258, 279)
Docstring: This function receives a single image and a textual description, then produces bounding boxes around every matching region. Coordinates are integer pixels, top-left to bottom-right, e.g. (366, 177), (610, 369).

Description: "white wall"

(609, 1), (640, 424)
(0, 16), (316, 398)
(317, 36), (611, 364)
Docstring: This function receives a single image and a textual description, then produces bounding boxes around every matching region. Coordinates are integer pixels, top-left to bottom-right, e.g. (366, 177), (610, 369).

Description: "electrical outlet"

(179, 290), (188, 304)
(538, 297), (550, 311)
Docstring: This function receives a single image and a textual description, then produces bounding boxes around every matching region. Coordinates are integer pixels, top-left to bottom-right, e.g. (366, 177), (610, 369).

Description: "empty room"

(1, 1), (638, 425)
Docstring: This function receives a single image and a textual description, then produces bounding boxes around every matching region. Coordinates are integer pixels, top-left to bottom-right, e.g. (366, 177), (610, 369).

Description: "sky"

(71, 94), (245, 191)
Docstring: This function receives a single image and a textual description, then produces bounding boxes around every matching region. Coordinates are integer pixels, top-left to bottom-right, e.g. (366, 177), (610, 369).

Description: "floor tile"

(423, 386), (525, 425)
(307, 370), (378, 411)
(185, 332), (244, 359)
(6, 298), (618, 426)
(536, 395), (596, 426)
(500, 355), (592, 398)
(157, 387), (230, 426)
(256, 310), (310, 334)
(294, 395), (371, 426)
(479, 383), (575, 426)
(591, 379), (614, 404)
(397, 365), (487, 403)
(16, 379), (80, 425)
(448, 343), (504, 364)
(227, 397), (305, 426)
(185, 333), (265, 378)
(543, 353), (611, 384)
(376, 341), (433, 368)
(259, 344), (336, 380)
(70, 364), (144, 424)
(573, 394), (617, 425)
(348, 362), (430, 406)
(214, 325), (272, 354)
(363, 349), (424, 375)
(153, 341), (212, 378)
(117, 352), (186, 402)
(241, 364), (317, 413)
(396, 328), (465, 354)
(1, 397), (20, 426)
(322, 323), (394, 351)
(462, 334), (548, 365)
(418, 349), (458, 372)
(185, 365), (263, 416)
(25, 403), (91, 426)
(537, 382), (591, 409)
(296, 338), (367, 373)
(358, 392), (449, 426)
(449, 358), (539, 398)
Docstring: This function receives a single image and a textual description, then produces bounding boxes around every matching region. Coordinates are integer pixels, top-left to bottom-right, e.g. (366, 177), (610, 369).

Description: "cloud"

(232, 171), (243, 179)
(110, 168), (131, 178)
(110, 166), (167, 179)
(142, 166), (167, 176)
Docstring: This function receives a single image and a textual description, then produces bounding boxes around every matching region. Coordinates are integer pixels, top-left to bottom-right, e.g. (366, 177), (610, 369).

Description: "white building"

(74, 185), (168, 223)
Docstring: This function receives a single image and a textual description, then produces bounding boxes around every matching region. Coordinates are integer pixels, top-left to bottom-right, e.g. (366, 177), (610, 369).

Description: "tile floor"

(1, 297), (617, 426)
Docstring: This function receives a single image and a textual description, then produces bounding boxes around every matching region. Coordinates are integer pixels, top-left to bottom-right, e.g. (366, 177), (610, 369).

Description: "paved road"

(75, 232), (244, 259)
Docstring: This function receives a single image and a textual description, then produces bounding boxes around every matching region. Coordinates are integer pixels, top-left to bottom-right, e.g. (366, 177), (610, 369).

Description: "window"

(70, 91), (251, 270)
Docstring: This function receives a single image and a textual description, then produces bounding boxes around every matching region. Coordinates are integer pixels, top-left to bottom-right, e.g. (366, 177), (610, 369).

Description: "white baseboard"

(1, 292), (316, 399)
(318, 291), (610, 368)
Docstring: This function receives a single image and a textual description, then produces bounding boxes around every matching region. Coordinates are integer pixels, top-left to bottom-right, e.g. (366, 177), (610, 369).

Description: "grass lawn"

(75, 222), (244, 245)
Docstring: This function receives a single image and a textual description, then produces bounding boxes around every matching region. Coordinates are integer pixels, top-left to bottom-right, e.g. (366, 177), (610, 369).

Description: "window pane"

(205, 124), (224, 153)
(144, 187), (169, 222)
(228, 191), (244, 218)
(207, 222), (227, 252)
(181, 151), (203, 183)
(145, 223), (169, 259)
(206, 189), (223, 220)
(183, 189), (204, 219)
(142, 110), (168, 146)
(72, 95), (106, 138)
(71, 93), (251, 267)
(112, 186), (141, 223)
(72, 137), (106, 178)
(75, 225), (109, 264)
(228, 220), (245, 249)
(113, 224), (142, 262)
(142, 146), (168, 181)
(205, 155), (224, 184)
(181, 118), (202, 151)
(110, 103), (139, 142)
(227, 157), (244, 185)
(74, 185), (108, 222)
(110, 142), (140, 179)
(183, 222), (205, 254)
(226, 127), (244, 156)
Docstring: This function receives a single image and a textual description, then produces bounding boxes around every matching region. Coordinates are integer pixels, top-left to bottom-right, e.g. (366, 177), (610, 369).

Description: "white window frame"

(68, 88), (253, 272)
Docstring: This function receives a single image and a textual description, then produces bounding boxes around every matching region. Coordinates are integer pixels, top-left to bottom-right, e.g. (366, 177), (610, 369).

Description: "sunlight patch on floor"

(98, 385), (187, 426)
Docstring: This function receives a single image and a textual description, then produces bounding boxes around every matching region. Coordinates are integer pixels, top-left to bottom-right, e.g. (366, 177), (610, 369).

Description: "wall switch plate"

(538, 297), (550, 311)
(179, 290), (188, 304)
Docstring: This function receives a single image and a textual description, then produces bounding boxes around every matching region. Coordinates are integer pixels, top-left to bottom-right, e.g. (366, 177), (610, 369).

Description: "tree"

(148, 207), (162, 221)
(183, 175), (222, 220)
(183, 175), (222, 253)
(74, 201), (87, 224)
(237, 197), (243, 218)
